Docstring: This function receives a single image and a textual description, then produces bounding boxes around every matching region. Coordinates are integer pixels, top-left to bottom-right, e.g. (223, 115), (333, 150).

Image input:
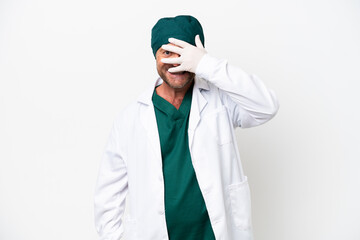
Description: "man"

(94, 15), (279, 240)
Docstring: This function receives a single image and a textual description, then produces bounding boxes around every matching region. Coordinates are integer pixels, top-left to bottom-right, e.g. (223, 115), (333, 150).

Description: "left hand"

(161, 35), (207, 73)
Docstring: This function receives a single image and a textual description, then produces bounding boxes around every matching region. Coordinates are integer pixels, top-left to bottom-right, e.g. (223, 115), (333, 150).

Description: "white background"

(1, 0), (359, 239)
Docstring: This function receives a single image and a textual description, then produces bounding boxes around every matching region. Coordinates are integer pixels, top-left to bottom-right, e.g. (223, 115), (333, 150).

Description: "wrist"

(195, 54), (219, 80)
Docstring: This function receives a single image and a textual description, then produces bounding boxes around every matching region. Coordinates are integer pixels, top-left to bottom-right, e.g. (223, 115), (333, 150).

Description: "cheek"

(156, 57), (164, 65)
(156, 61), (167, 73)
(157, 59), (168, 68)
(155, 59), (162, 68)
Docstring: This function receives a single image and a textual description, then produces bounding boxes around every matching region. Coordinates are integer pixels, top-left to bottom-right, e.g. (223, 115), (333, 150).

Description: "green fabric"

(151, 15), (205, 58)
(152, 84), (215, 240)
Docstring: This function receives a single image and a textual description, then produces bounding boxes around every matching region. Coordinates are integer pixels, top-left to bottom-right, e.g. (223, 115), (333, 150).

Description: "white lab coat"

(94, 54), (279, 240)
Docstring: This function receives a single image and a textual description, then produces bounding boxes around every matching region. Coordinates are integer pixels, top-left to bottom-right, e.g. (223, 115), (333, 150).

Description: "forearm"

(196, 54), (279, 127)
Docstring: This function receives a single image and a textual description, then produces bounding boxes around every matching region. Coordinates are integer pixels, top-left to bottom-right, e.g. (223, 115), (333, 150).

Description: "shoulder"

(113, 81), (154, 125)
(113, 100), (141, 126)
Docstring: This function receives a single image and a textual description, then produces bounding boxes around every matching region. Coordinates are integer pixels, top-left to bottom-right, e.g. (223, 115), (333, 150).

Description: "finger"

(195, 35), (204, 49)
(161, 57), (182, 65)
(161, 44), (183, 55)
(168, 38), (191, 48)
(168, 65), (185, 73)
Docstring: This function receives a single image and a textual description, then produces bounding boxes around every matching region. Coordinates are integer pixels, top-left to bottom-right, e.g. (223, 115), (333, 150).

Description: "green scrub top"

(152, 83), (216, 240)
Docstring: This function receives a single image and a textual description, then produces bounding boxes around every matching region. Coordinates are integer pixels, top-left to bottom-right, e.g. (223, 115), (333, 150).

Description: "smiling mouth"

(168, 71), (186, 75)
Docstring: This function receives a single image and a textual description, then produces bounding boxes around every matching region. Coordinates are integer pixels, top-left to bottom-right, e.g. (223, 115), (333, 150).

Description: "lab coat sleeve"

(195, 54), (279, 128)
(94, 115), (128, 240)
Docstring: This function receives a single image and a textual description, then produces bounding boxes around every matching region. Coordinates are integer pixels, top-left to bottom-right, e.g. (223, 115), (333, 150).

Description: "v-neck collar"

(152, 83), (193, 120)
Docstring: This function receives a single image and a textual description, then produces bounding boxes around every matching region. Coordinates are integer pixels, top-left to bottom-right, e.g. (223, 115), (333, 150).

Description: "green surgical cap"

(151, 15), (205, 58)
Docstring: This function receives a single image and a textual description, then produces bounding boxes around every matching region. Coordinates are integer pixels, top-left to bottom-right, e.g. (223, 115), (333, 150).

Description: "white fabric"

(94, 54), (279, 240)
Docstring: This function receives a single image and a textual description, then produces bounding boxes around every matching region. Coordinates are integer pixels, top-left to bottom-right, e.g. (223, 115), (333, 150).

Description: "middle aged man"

(95, 15), (279, 240)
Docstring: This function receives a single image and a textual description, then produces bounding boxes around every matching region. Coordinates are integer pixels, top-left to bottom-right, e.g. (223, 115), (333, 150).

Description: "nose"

(171, 53), (180, 58)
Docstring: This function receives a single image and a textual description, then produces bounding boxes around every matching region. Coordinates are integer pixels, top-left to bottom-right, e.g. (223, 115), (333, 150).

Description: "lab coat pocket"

(228, 176), (252, 230)
(204, 106), (233, 145)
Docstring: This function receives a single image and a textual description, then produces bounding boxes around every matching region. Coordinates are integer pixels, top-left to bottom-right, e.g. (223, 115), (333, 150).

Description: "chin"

(158, 69), (195, 89)
(165, 76), (194, 89)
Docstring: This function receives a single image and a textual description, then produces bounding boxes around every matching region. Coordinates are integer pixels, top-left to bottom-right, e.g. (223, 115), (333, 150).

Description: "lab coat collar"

(137, 75), (210, 106)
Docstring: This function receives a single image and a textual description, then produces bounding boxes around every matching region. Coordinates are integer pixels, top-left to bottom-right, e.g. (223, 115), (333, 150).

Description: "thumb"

(195, 35), (204, 49)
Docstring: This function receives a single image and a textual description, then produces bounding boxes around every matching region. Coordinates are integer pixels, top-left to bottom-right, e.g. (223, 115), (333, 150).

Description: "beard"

(158, 69), (195, 89)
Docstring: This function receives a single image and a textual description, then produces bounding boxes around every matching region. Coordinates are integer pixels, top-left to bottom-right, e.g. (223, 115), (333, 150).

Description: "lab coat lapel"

(142, 104), (162, 160)
(137, 79), (162, 162)
(188, 77), (209, 149)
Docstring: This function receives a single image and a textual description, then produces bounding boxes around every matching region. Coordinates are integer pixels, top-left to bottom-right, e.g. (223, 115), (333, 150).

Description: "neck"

(156, 80), (193, 109)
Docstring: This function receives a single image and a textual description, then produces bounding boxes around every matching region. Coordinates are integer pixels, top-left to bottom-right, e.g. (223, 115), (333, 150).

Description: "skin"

(155, 43), (195, 110)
